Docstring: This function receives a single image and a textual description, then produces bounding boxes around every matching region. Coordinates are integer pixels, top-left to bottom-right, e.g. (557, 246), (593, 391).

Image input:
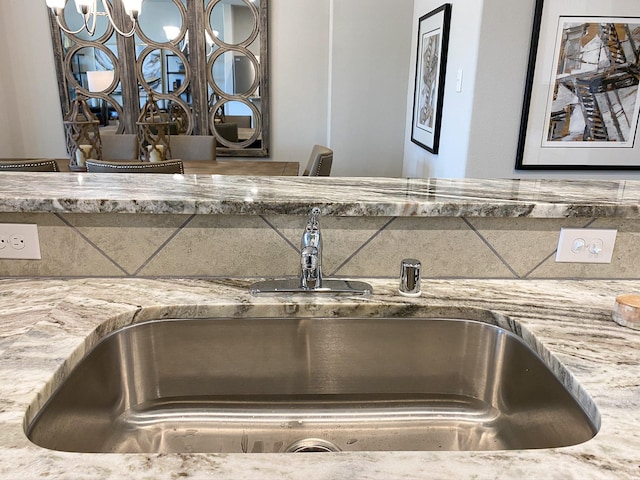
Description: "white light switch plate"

(555, 228), (617, 263)
(0, 224), (41, 259)
(456, 68), (463, 92)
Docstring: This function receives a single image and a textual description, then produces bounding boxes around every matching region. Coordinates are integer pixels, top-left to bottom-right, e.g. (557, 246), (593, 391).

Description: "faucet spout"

(300, 245), (320, 287)
(300, 207), (322, 289)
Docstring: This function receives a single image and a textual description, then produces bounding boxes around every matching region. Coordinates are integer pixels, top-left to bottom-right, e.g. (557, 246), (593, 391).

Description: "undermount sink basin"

(26, 316), (598, 453)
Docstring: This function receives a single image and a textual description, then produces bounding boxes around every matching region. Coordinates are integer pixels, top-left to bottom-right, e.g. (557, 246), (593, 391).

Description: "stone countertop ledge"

(3, 174), (640, 217)
(0, 277), (638, 479)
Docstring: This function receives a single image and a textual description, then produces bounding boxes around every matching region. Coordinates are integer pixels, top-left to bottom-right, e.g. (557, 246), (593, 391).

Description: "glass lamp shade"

(74, 0), (95, 15)
(123, 0), (143, 17)
(163, 25), (180, 41)
(46, 0), (66, 9)
(86, 70), (114, 92)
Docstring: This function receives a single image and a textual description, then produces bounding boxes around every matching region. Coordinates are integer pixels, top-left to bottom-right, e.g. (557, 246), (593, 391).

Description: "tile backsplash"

(1, 212), (639, 279)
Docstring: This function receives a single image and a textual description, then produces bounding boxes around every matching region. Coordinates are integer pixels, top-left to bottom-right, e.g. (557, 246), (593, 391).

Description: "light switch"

(455, 69), (463, 92)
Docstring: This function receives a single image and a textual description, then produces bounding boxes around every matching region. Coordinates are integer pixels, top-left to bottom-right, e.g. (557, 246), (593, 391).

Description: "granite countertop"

(0, 277), (639, 479)
(2, 173), (640, 217)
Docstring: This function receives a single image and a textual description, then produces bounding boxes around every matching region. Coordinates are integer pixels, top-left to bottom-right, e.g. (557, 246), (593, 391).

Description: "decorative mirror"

(48, 0), (269, 157)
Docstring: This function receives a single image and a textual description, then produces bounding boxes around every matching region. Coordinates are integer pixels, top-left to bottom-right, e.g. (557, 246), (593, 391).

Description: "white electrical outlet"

(555, 228), (617, 263)
(0, 224), (41, 259)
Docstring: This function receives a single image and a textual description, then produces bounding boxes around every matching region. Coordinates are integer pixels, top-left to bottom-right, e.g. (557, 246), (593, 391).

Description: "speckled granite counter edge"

(3, 174), (640, 217)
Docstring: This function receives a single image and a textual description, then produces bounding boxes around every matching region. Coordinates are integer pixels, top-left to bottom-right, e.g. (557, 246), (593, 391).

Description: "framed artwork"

(517, 0), (640, 169)
(411, 4), (452, 154)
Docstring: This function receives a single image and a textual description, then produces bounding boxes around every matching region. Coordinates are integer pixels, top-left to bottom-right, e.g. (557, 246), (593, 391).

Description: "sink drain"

(285, 438), (341, 453)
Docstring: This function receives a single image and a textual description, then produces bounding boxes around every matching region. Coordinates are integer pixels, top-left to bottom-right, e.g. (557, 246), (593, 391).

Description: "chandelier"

(46, 0), (143, 38)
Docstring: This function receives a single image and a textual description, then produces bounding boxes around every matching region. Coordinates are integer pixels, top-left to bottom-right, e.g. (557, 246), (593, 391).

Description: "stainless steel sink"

(26, 317), (598, 453)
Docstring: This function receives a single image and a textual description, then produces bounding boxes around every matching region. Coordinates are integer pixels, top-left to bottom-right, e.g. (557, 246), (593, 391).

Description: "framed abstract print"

(411, 4), (452, 154)
(517, 0), (640, 169)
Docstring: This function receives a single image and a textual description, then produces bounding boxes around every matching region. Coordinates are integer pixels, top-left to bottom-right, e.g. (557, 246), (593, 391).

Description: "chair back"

(86, 159), (184, 174)
(215, 123), (239, 143)
(303, 145), (333, 176)
(101, 134), (139, 161)
(0, 159), (59, 172)
(170, 135), (217, 161)
(224, 115), (252, 128)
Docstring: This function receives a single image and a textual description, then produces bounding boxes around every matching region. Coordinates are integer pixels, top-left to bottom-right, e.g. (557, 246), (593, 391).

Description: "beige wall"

(1, 212), (638, 280)
(0, 1), (65, 158)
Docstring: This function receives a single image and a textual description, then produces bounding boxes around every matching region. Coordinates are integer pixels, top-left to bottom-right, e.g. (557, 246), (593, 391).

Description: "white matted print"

(543, 18), (640, 147)
(517, 0), (640, 169)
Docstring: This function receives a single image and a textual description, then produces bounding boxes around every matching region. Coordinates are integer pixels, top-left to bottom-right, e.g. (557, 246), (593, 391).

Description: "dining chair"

(100, 134), (139, 161)
(169, 135), (217, 161)
(85, 159), (184, 174)
(302, 145), (333, 176)
(0, 159), (59, 172)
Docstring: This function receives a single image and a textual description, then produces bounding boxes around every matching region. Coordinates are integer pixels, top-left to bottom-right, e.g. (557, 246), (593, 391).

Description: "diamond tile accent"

(60, 213), (191, 275)
(138, 215), (298, 277)
(340, 217), (516, 278)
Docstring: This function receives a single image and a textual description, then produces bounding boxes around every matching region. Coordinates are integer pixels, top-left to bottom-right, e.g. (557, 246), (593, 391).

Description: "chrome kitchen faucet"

(249, 208), (371, 295)
(300, 207), (323, 289)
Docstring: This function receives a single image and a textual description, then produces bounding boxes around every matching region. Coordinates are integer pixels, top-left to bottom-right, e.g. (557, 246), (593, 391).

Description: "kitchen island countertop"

(0, 277), (638, 479)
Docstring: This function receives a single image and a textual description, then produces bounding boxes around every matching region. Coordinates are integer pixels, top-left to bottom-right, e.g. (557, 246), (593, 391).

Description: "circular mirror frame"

(208, 47), (260, 98)
(65, 44), (120, 93)
(135, 0), (188, 48)
(206, 0), (260, 48)
(210, 97), (262, 148)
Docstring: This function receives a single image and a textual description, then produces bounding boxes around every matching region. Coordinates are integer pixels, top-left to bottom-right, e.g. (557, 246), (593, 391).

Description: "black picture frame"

(517, 0), (640, 170)
(411, 4), (452, 154)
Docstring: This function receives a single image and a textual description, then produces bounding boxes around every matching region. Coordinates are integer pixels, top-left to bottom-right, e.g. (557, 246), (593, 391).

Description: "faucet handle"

(308, 207), (321, 229)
